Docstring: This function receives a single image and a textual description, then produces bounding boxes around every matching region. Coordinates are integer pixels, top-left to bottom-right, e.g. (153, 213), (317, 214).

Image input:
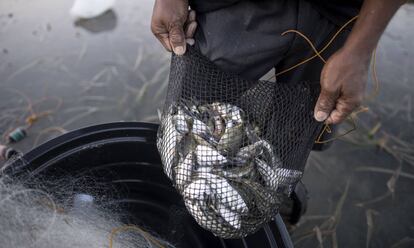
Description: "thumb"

(169, 23), (186, 56)
(314, 88), (338, 122)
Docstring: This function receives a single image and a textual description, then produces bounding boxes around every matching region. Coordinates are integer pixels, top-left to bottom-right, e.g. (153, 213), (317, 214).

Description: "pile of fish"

(157, 102), (303, 238)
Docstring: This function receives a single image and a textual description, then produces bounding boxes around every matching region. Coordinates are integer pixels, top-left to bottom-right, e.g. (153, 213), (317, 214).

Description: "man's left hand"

(314, 48), (370, 124)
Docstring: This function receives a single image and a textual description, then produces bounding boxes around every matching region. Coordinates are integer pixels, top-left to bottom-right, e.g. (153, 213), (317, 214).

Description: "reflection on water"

(0, 0), (413, 247)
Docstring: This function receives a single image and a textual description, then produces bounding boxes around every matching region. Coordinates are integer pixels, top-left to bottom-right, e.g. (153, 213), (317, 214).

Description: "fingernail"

(315, 111), (328, 122)
(186, 38), (195, 46)
(174, 46), (185, 55)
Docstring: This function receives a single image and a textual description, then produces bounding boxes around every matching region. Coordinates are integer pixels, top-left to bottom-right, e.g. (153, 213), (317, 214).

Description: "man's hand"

(151, 0), (197, 55)
(313, 0), (405, 124)
(314, 48), (370, 124)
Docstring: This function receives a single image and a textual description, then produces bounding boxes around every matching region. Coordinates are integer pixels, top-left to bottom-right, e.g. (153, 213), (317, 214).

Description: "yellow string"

(269, 15), (359, 80)
(269, 15), (380, 143)
(280, 30), (327, 64)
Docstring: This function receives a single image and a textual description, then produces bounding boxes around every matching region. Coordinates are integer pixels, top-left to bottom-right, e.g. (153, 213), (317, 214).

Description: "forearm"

(343, 0), (406, 57)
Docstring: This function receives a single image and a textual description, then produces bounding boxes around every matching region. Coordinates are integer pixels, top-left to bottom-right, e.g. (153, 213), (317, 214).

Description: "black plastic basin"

(6, 122), (293, 248)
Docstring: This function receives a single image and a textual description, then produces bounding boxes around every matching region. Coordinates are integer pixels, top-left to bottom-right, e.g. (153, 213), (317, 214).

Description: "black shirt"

(189, 0), (363, 26)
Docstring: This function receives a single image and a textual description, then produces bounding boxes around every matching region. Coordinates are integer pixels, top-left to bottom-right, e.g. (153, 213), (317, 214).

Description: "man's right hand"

(151, 0), (197, 56)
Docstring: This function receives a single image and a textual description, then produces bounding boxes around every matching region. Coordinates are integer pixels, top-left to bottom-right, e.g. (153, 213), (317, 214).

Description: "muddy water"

(0, 1), (413, 247)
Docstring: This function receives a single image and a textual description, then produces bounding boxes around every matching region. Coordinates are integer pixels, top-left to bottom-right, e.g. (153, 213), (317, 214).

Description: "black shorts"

(194, 0), (350, 82)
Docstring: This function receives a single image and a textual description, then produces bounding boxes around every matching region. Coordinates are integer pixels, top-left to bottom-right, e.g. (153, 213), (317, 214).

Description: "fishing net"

(0, 171), (175, 248)
(156, 47), (323, 238)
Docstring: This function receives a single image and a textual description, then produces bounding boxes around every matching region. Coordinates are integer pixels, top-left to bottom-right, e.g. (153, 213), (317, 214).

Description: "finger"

(184, 10), (196, 28)
(154, 32), (172, 52)
(169, 24), (186, 55)
(185, 22), (197, 38)
(188, 10), (196, 22)
(314, 88), (339, 122)
(326, 99), (360, 124)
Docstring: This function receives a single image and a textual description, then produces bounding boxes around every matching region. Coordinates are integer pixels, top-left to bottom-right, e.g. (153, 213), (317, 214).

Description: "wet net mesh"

(157, 47), (323, 239)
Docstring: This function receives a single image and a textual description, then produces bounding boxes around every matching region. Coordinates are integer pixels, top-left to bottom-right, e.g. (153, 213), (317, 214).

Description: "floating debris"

(7, 127), (27, 143)
(70, 0), (116, 20)
(0, 145), (20, 161)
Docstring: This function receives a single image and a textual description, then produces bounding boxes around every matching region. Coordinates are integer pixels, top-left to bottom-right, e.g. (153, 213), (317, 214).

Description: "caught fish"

(201, 173), (248, 214)
(193, 133), (217, 147)
(184, 199), (236, 237)
(158, 115), (182, 179)
(190, 105), (201, 115)
(176, 133), (196, 158)
(217, 203), (242, 229)
(274, 168), (303, 186)
(183, 179), (211, 201)
(172, 108), (190, 134)
(195, 166), (213, 175)
(174, 152), (194, 190)
(255, 158), (278, 189)
(217, 121), (244, 154)
(210, 102), (231, 117)
(191, 118), (218, 146)
(239, 179), (280, 215)
(236, 141), (264, 164)
(157, 101), (300, 237)
(192, 119), (212, 137)
(198, 104), (226, 140)
(221, 162), (255, 179)
(260, 139), (282, 167)
(211, 114), (225, 139)
(195, 145), (228, 166)
(245, 124), (261, 142)
(226, 105), (243, 123)
(210, 103), (243, 121)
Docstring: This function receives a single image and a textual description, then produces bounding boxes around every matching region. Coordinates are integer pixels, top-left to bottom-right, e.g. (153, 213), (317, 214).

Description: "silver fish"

(176, 133), (196, 158)
(236, 141), (264, 163)
(245, 124), (261, 142)
(221, 162), (255, 179)
(200, 173), (248, 214)
(274, 168), (303, 186)
(183, 178), (211, 201)
(184, 199), (236, 237)
(260, 139), (282, 167)
(255, 158), (278, 190)
(212, 114), (225, 139)
(239, 179), (280, 215)
(174, 152), (194, 191)
(210, 103), (243, 120)
(190, 105), (202, 117)
(192, 118), (218, 146)
(194, 166), (213, 175)
(226, 105), (243, 123)
(210, 102), (231, 117)
(195, 145), (228, 166)
(192, 119), (212, 137)
(217, 121), (244, 154)
(172, 108), (190, 134)
(158, 115), (182, 180)
(217, 203), (242, 229)
(193, 133), (217, 147)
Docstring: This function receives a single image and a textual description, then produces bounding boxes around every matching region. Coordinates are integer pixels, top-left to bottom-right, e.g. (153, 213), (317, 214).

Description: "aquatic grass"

(292, 181), (351, 247)
(365, 209), (379, 248)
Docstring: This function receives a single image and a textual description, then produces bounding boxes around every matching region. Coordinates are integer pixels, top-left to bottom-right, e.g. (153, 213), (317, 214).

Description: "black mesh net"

(156, 47), (323, 238)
